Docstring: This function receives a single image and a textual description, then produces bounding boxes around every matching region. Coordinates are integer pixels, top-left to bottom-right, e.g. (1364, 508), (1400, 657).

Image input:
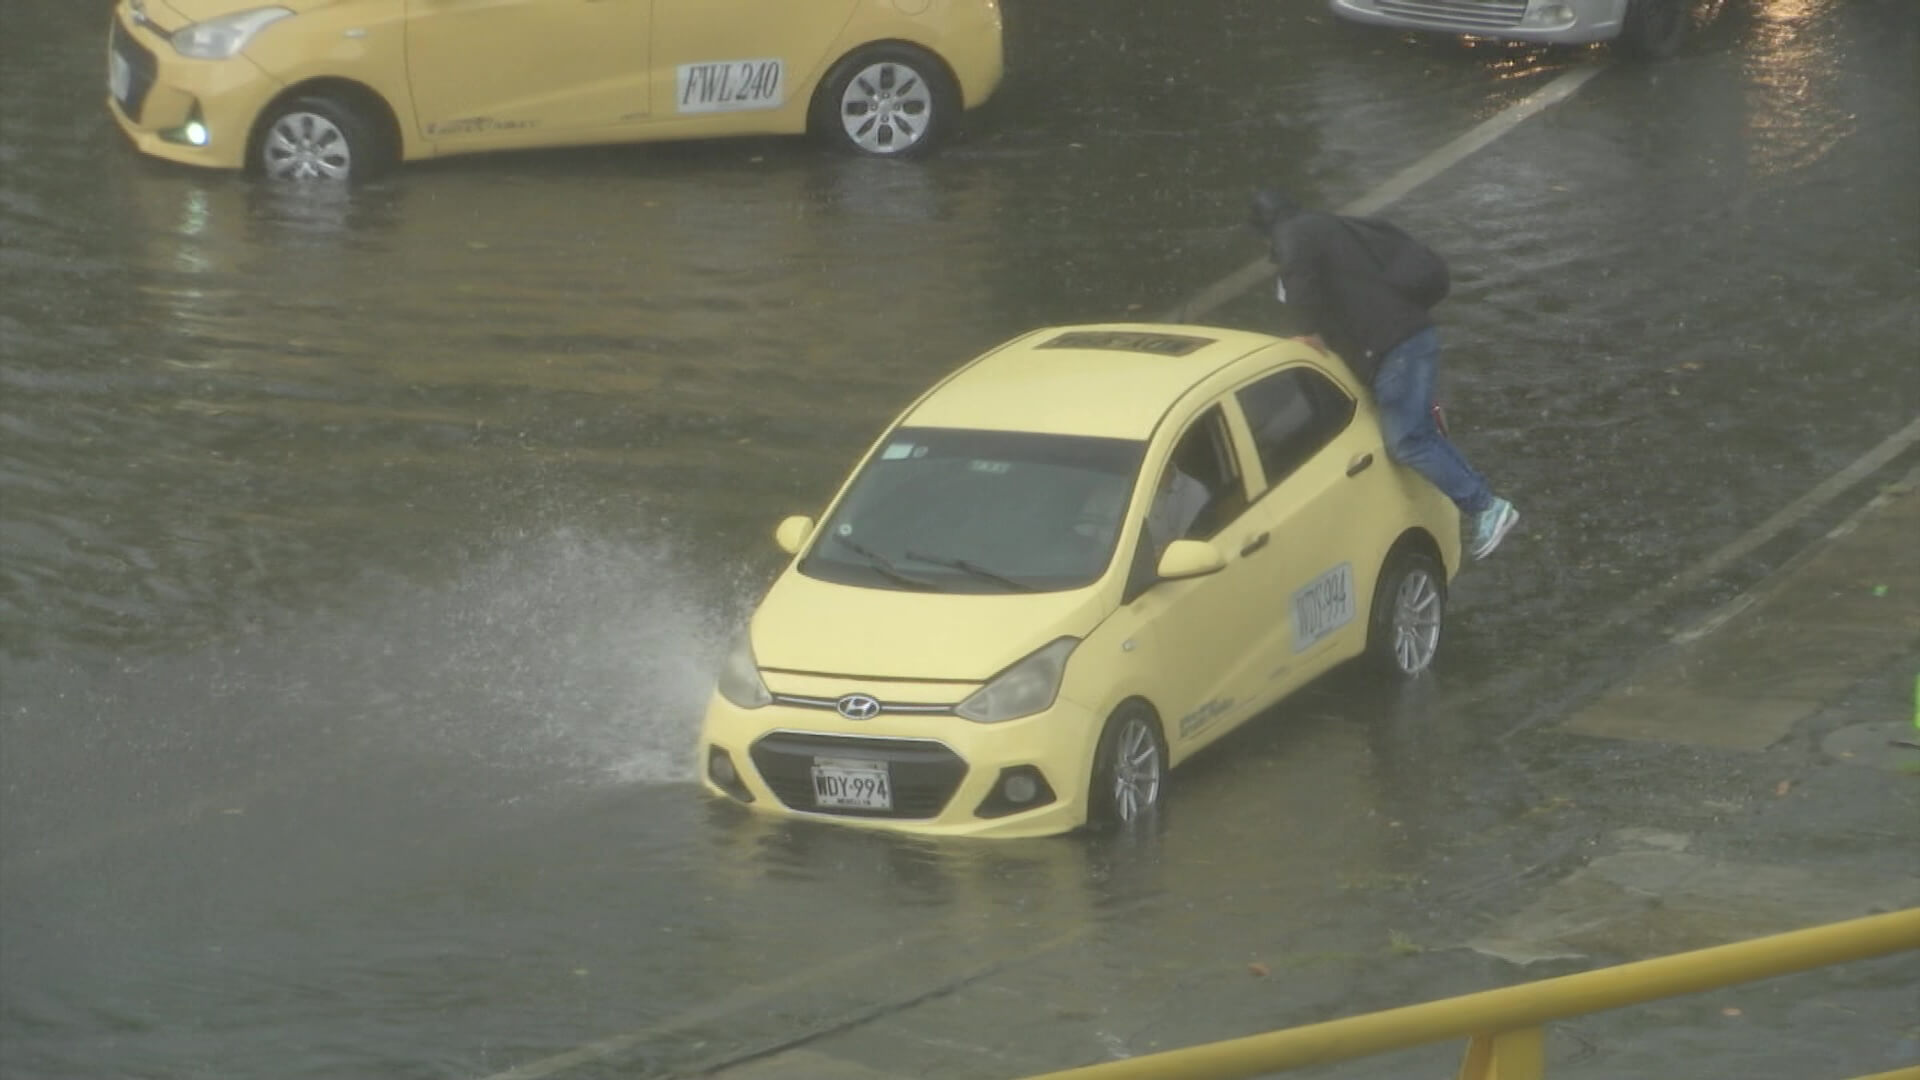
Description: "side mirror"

(1155, 539), (1226, 581)
(774, 515), (815, 556)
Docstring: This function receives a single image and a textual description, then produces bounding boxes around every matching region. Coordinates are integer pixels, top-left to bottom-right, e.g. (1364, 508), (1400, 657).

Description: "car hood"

(751, 572), (1106, 683)
(152, 0), (338, 25)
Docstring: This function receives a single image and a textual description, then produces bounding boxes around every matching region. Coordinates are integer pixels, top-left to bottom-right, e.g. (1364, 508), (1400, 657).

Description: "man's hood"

(1249, 188), (1303, 233)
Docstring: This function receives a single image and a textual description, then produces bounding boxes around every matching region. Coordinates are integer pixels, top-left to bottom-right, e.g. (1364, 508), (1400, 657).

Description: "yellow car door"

(1235, 360), (1399, 696)
(403, 0), (651, 142)
(1118, 402), (1281, 753)
(650, 0), (859, 125)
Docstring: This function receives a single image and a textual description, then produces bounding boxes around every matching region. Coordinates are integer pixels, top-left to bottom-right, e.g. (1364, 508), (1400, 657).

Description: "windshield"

(799, 427), (1146, 594)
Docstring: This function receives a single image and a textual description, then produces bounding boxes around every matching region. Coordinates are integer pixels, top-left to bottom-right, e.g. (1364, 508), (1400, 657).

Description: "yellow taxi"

(105, 0), (1005, 181)
(700, 324), (1463, 838)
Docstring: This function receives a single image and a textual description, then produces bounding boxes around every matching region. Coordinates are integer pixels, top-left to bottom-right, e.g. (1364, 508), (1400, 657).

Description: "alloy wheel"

(836, 61), (934, 155)
(262, 111), (352, 181)
(1107, 715), (1163, 822)
(1390, 567), (1443, 675)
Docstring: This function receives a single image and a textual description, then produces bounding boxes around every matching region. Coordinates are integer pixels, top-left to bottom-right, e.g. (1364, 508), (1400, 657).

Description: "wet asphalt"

(2, 1), (1917, 1078)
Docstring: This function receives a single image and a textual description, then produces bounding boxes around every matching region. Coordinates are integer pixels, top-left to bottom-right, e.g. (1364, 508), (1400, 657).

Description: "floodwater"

(2, 1), (1916, 1078)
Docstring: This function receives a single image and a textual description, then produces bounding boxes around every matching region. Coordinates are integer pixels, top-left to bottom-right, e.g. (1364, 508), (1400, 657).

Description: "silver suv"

(1328, 0), (1691, 59)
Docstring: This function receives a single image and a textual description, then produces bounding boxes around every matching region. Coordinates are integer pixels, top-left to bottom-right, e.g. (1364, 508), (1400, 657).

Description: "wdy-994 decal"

(1291, 563), (1356, 652)
(676, 58), (786, 114)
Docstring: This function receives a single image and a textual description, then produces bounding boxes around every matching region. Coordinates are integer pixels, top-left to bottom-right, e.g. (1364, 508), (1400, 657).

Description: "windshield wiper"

(904, 550), (1039, 593)
(832, 534), (941, 591)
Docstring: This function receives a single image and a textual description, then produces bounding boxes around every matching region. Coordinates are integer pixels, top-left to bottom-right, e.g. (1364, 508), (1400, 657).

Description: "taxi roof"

(900, 323), (1301, 441)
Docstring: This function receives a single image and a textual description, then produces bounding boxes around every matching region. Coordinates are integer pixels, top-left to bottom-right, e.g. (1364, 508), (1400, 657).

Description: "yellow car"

(700, 323), (1463, 838)
(105, 0), (1005, 181)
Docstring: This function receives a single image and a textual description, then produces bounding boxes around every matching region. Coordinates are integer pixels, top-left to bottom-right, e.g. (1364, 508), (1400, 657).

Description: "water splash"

(0, 526), (764, 874)
(362, 526), (757, 785)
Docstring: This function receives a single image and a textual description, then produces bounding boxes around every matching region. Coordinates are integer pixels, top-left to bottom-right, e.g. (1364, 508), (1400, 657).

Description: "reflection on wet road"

(2, 1), (1915, 1077)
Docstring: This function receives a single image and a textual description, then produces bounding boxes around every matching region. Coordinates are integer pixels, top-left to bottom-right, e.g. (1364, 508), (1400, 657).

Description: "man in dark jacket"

(1250, 189), (1518, 560)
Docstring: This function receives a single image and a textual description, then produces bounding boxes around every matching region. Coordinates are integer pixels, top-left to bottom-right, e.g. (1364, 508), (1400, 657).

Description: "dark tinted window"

(1236, 367), (1355, 489)
(800, 428), (1146, 593)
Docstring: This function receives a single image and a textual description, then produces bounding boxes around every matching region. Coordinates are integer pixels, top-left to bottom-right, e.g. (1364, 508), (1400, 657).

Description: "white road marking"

(1570, 415), (1919, 652)
(1159, 63), (1605, 324)
(1656, 416), (1920, 614)
(1470, 416), (1919, 739)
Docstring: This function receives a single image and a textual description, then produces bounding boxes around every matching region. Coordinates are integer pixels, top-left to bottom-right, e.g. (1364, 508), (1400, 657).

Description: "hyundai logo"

(836, 693), (882, 721)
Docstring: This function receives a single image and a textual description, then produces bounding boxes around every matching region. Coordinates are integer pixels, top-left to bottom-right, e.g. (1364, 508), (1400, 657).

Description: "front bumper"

(1328, 0), (1628, 46)
(106, 7), (284, 170)
(699, 688), (1099, 839)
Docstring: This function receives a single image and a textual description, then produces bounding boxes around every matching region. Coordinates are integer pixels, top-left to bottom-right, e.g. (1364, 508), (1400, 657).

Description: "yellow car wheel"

(810, 44), (957, 158)
(1088, 702), (1167, 830)
(1365, 549), (1446, 678)
(250, 93), (392, 183)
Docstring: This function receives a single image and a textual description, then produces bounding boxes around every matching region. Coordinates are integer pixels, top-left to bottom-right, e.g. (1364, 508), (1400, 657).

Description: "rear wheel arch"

(1384, 527), (1446, 580)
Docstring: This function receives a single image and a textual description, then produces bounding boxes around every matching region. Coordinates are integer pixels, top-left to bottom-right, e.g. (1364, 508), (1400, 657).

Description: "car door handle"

(1240, 532), (1270, 557)
(1346, 452), (1375, 477)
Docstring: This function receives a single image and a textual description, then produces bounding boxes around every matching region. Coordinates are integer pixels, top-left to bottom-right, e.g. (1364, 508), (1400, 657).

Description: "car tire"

(252, 94), (390, 182)
(1617, 0), (1689, 60)
(1087, 702), (1167, 830)
(1364, 549), (1446, 679)
(810, 44), (957, 158)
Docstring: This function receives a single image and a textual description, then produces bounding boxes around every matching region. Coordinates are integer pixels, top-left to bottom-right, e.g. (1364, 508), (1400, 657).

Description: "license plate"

(675, 58), (785, 114)
(1290, 562), (1356, 652)
(109, 49), (131, 105)
(811, 756), (891, 810)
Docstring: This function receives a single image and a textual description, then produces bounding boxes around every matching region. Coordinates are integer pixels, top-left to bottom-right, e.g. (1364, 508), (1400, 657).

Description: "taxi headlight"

(956, 637), (1078, 724)
(172, 7), (292, 59)
(715, 633), (771, 709)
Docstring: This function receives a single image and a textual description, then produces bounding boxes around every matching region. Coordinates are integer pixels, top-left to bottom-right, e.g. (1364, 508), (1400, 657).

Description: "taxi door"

(404, 0), (652, 141)
(1234, 359), (1398, 696)
(650, 0), (860, 125)
(1118, 402), (1279, 755)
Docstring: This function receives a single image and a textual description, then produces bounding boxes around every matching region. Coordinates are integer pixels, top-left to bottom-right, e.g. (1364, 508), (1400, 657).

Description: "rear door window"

(1236, 367), (1356, 493)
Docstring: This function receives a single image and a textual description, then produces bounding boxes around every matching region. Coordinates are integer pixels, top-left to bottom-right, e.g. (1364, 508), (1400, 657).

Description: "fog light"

(706, 746), (753, 803)
(1522, 2), (1573, 26)
(161, 102), (212, 147)
(974, 765), (1056, 819)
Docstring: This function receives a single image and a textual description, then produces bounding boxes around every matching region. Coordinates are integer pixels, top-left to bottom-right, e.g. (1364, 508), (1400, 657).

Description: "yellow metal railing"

(1022, 907), (1920, 1080)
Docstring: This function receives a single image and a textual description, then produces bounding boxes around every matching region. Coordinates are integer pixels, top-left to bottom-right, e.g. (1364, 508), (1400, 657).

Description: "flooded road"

(3, 1), (1916, 1078)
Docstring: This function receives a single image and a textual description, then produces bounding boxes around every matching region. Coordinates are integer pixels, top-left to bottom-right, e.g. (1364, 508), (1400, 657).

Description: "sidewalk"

(1471, 466), (1920, 966)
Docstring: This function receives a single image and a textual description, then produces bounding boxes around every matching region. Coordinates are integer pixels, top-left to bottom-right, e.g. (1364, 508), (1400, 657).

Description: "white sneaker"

(1470, 498), (1519, 560)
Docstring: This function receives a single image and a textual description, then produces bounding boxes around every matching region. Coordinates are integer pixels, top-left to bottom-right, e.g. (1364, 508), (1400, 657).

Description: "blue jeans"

(1371, 327), (1493, 514)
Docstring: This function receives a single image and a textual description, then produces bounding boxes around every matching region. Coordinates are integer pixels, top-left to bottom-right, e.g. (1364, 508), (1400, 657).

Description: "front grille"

(750, 732), (968, 820)
(109, 16), (159, 121)
(1373, 0), (1529, 30)
(769, 692), (954, 718)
